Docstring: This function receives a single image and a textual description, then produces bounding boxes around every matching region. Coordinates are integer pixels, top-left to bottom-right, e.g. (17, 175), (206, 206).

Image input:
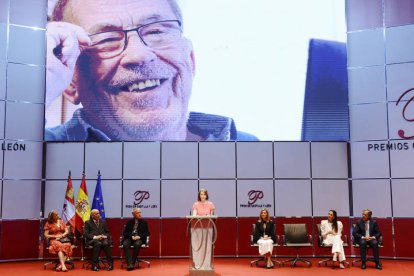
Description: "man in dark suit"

(122, 208), (149, 271)
(352, 209), (382, 270)
(84, 209), (114, 271)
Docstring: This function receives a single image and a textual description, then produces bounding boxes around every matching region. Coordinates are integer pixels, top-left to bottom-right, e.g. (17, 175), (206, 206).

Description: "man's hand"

(132, 236), (141, 241)
(46, 21), (91, 107)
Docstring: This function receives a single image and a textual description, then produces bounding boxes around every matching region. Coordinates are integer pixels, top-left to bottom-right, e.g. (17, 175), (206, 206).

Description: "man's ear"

(62, 74), (80, 105)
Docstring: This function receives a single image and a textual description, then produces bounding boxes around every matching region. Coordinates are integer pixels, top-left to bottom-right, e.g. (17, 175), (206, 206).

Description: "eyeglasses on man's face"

(88, 20), (182, 59)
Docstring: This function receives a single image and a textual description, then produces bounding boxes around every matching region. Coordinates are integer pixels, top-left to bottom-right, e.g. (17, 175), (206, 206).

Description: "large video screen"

(45, 0), (347, 142)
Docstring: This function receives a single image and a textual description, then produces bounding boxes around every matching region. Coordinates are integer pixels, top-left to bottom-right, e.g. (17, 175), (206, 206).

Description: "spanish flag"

(75, 173), (90, 235)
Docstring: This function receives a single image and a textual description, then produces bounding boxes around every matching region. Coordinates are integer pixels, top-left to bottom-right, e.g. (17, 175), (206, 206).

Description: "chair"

(119, 225), (151, 269)
(250, 224), (281, 267)
(43, 226), (76, 270)
(351, 224), (383, 267)
(316, 223), (349, 267)
(282, 223), (313, 267)
(82, 226), (113, 270)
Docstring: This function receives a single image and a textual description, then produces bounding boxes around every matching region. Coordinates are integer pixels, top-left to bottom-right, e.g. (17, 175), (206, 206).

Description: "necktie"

(133, 221), (138, 235)
(95, 220), (99, 228)
(365, 221), (369, 237)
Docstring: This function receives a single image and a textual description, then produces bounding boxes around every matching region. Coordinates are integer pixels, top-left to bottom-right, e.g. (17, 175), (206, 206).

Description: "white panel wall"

(352, 179), (392, 218)
(311, 142), (348, 178)
(85, 143), (123, 179)
(2, 180), (41, 219)
(161, 180), (198, 217)
(274, 142), (310, 178)
(123, 142), (160, 179)
(236, 142), (273, 178)
(347, 29), (384, 67)
(275, 180), (312, 217)
(161, 142), (198, 179)
(312, 180), (350, 216)
(199, 143), (235, 178)
(350, 141), (390, 178)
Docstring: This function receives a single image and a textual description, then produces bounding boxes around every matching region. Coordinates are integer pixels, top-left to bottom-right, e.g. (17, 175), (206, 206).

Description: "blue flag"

(92, 173), (105, 219)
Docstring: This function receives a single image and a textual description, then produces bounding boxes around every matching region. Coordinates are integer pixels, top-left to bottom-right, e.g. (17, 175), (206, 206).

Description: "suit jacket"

(84, 219), (112, 243)
(253, 220), (276, 243)
(352, 219), (381, 242)
(123, 218), (149, 245)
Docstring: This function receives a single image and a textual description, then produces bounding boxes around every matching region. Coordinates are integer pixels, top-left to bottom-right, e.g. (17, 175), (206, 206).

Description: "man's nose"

(120, 33), (157, 65)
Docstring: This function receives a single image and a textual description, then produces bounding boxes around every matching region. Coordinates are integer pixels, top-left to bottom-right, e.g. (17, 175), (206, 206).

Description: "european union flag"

(92, 172), (105, 219)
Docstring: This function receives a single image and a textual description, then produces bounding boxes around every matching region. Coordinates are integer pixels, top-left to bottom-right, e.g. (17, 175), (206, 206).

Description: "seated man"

(123, 208), (149, 271)
(352, 209), (382, 270)
(84, 209), (114, 271)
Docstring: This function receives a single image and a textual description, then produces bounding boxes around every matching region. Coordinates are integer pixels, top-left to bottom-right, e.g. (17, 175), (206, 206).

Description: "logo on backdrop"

(125, 190), (157, 209)
(366, 88), (414, 152)
(248, 190), (264, 204)
(396, 87), (414, 139)
(239, 190), (271, 208)
(134, 191), (150, 205)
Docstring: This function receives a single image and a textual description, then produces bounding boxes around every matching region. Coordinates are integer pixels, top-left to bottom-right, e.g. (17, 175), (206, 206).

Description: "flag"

(92, 171), (105, 219)
(61, 171), (75, 234)
(75, 173), (90, 235)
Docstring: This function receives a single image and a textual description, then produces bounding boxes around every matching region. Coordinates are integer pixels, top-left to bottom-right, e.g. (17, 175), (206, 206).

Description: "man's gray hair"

(132, 208), (141, 213)
(51, 0), (183, 25)
(363, 208), (372, 218)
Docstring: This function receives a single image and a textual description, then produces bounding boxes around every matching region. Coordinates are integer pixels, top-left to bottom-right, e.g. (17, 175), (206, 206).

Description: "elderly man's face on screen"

(62, 0), (195, 140)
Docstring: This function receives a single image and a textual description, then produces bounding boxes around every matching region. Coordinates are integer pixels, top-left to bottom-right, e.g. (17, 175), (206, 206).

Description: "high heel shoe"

(339, 262), (345, 269)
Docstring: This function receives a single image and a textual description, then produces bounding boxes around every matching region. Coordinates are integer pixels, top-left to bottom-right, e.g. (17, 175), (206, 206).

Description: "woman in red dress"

(44, 210), (73, 272)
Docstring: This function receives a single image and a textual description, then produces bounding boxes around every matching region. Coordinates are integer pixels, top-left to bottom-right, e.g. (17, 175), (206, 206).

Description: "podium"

(186, 215), (217, 275)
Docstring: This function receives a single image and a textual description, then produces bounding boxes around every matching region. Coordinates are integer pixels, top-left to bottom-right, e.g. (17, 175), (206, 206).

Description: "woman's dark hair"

(330, 209), (338, 233)
(197, 189), (209, 201)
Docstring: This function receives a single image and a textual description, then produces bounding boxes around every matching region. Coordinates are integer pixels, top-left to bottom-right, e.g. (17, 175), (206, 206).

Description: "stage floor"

(0, 258), (413, 275)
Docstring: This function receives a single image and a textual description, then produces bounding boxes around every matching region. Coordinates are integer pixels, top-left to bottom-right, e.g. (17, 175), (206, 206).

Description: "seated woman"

(253, 208), (276, 269)
(192, 188), (215, 216)
(44, 210), (73, 272)
(320, 209), (346, 269)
